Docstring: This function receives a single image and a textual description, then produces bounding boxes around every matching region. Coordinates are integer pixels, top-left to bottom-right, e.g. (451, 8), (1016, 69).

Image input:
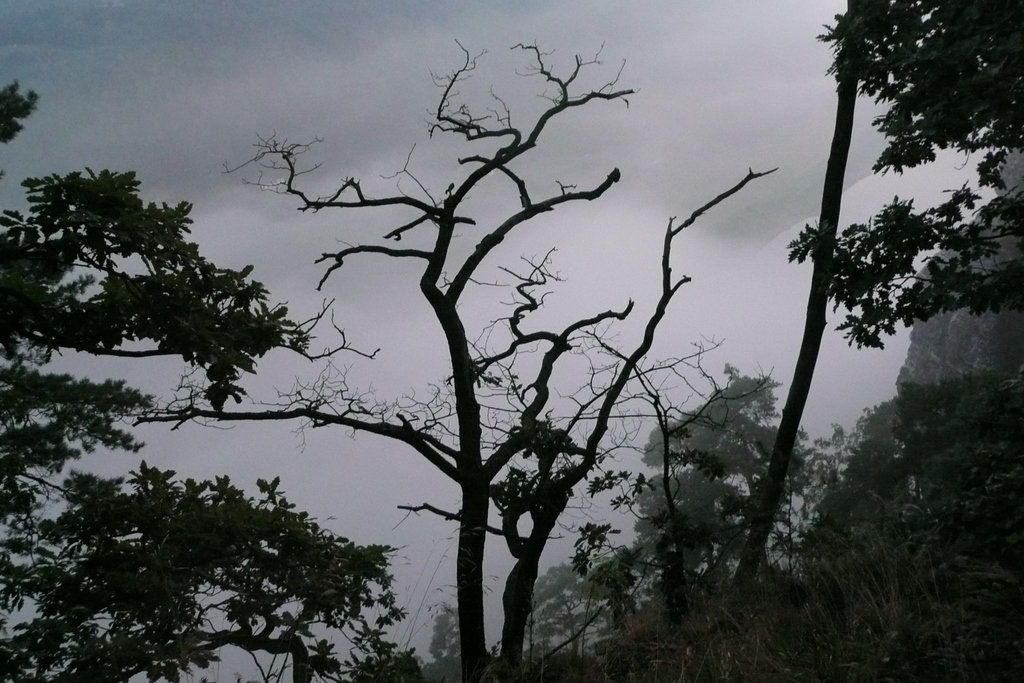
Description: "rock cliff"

(898, 153), (1024, 385)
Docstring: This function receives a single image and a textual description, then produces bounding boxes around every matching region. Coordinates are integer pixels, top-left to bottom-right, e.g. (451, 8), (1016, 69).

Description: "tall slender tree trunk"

(734, 0), (860, 584)
(458, 481), (491, 682)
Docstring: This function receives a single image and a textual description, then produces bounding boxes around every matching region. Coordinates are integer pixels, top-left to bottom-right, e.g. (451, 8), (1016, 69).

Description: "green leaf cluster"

(3, 464), (402, 682)
(0, 83), (415, 681)
(831, 0), (1024, 180)
(797, 1), (1024, 347)
(1, 168), (310, 409)
(0, 82), (37, 148)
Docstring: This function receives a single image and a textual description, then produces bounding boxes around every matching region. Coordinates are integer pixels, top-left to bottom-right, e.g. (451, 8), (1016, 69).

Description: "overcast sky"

(1, 0), (971, 663)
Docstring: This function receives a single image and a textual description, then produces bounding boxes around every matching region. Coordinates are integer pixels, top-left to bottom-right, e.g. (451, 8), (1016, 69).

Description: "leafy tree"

(0, 365), (150, 521)
(807, 398), (900, 526)
(738, 0), (1024, 579)
(925, 374), (1024, 569)
(0, 366), (154, 680)
(634, 368), (818, 619)
(798, 372), (1024, 680)
(528, 563), (610, 658)
(420, 606), (461, 683)
(821, 0), (1024, 346)
(817, 372), (1024, 570)
(420, 564), (612, 679)
(0, 81), (38, 178)
(1, 167), (314, 409)
(1, 84), (412, 682)
(0, 77), (307, 553)
(3, 465), (404, 683)
(150, 44), (773, 679)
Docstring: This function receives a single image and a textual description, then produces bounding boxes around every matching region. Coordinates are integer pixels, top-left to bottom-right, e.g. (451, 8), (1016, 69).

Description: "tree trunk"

(498, 508), (561, 666)
(290, 639), (311, 683)
(499, 553), (541, 665)
(734, 0), (860, 584)
(458, 480), (491, 682)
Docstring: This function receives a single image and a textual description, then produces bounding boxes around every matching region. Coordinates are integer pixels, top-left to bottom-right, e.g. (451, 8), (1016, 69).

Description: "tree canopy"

(3, 466), (403, 683)
(0, 82), (37, 149)
(1, 167), (312, 409)
(0, 83), (415, 683)
(805, 0), (1024, 347)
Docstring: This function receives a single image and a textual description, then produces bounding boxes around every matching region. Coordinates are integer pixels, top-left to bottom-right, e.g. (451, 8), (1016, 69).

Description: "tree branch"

(315, 244), (432, 289)
(447, 168), (622, 302)
(142, 405), (461, 482)
(397, 502), (506, 537)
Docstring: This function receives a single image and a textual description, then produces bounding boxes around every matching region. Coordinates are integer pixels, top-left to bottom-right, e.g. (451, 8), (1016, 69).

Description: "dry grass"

(501, 535), (1024, 682)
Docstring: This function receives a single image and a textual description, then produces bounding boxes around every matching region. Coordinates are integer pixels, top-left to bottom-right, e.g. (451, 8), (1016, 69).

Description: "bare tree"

(151, 43), (772, 680)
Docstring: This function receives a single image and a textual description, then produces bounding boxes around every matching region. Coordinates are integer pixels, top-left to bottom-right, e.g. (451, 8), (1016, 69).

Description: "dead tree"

(152, 43), (773, 680)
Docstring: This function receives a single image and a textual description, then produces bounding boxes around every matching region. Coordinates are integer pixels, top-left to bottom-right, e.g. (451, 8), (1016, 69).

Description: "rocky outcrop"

(898, 308), (1024, 385)
(897, 153), (1024, 386)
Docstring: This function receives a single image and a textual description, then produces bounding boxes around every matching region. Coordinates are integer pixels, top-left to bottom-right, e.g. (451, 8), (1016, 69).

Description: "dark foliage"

(816, 372), (1024, 571)
(0, 81), (37, 148)
(1, 84), (416, 682)
(797, 0), (1024, 347)
(1, 168), (310, 409)
(3, 466), (403, 683)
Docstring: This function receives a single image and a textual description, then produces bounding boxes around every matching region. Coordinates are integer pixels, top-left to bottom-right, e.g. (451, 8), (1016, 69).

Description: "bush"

(574, 530), (1024, 682)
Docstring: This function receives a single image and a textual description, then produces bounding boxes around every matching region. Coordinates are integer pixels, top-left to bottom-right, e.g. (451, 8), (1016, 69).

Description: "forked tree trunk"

(498, 500), (564, 666)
